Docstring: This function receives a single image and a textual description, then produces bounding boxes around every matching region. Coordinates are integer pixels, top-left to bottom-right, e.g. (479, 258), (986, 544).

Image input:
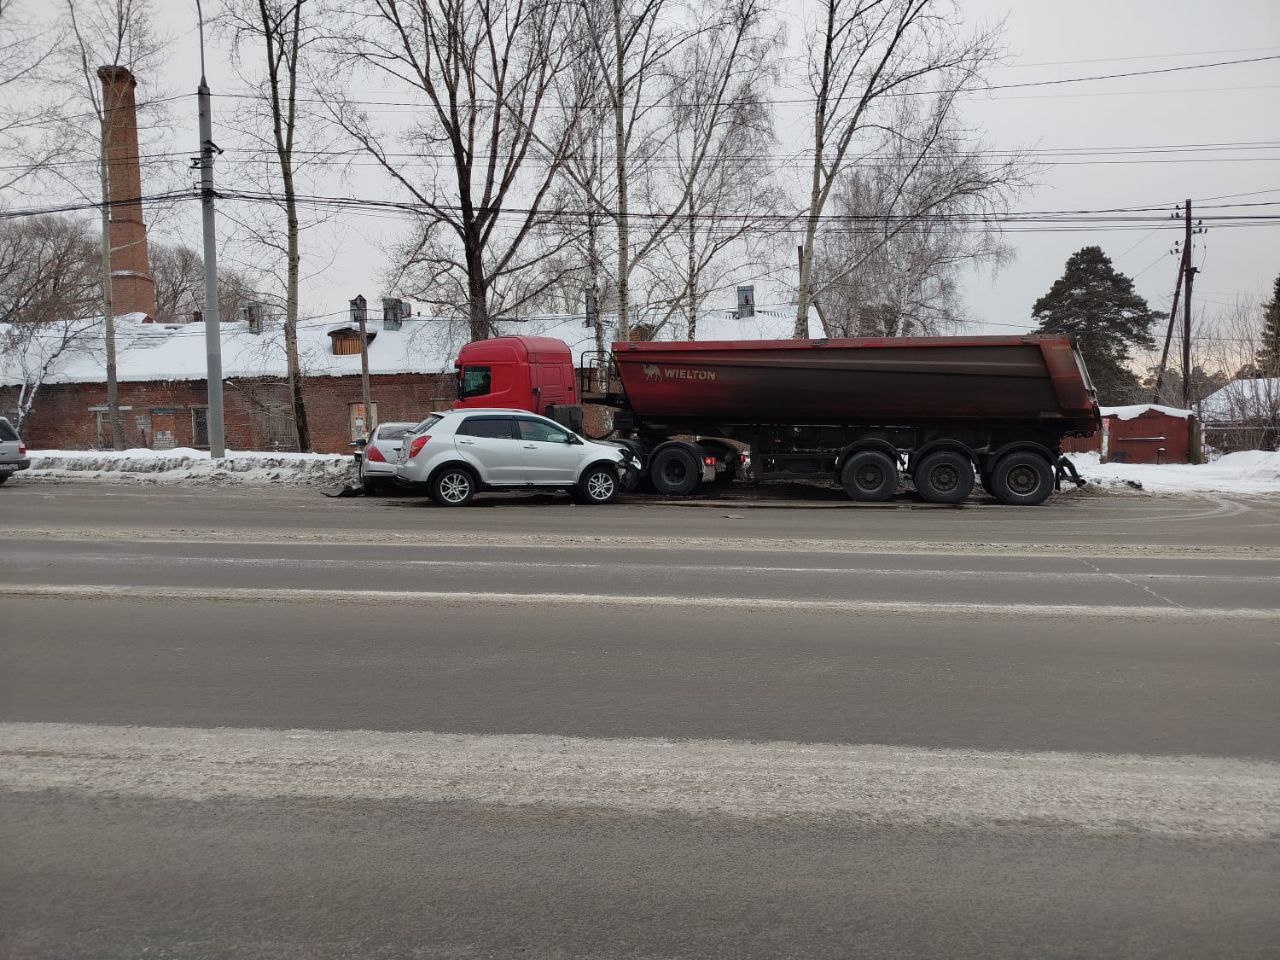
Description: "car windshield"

(409, 414), (442, 434)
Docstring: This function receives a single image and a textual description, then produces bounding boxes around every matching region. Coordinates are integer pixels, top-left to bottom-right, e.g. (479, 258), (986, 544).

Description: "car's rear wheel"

(0, 473), (9, 486)
(913, 450), (975, 504)
(574, 464), (619, 504)
(430, 466), (476, 506)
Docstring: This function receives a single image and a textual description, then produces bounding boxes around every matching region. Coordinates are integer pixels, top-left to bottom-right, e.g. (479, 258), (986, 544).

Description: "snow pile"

(26, 447), (355, 486)
(1067, 451), (1280, 496)
(1098, 404), (1191, 421)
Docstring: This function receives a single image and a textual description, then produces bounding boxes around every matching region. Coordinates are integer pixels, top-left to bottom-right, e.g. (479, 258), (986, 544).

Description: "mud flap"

(1055, 456), (1086, 490)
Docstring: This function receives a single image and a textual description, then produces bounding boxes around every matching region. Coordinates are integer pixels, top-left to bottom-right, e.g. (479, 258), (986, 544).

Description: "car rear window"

(0, 419), (17, 441)
(377, 424), (410, 440)
(456, 417), (515, 439)
(410, 414), (442, 434)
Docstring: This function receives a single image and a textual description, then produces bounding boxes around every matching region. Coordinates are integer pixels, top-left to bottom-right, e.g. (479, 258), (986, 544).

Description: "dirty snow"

(1067, 451), (1280, 496)
(1098, 404), (1192, 421)
(25, 448), (354, 486)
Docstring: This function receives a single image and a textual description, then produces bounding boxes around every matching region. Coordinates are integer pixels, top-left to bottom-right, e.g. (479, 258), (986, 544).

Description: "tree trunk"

(97, 131), (123, 450)
(588, 210), (606, 389)
(466, 241), (490, 341)
(686, 210), (697, 339)
(612, 0), (630, 341)
(282, 167), (310, 451)
(795, 153), (824, 340)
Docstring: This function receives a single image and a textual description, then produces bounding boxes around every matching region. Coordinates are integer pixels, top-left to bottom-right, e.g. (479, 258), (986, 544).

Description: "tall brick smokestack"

(97, 65), (156, 320)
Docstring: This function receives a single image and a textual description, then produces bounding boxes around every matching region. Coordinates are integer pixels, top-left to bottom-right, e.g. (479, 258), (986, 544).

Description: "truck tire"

(650, 446), (700, 496)
(430, 465), (477, 507)
(573, 464), (620, 504)
(840, 450), (898, 501)
(913, 450), (974, 504)
(989, 451), (1054, 506)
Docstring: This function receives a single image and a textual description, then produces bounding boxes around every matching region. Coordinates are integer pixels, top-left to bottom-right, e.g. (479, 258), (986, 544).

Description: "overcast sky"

(147, 0), (1279, 336)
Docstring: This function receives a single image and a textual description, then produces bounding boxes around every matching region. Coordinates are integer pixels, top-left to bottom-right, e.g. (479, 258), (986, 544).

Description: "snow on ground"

(1067, 451), (1280, 496)
(25, 448), (354, 486)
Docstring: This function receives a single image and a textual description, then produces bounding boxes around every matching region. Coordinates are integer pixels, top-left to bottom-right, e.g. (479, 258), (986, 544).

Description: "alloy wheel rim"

(440, 473), (470, 502)
(587, 473), (614, 500)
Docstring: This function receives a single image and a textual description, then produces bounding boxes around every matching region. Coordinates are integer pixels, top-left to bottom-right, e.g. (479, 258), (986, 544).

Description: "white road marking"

(2, 583), (1277, 621)
(2, 722), (1276, 840)
(11, 551), (1280, 585)
(4, 527), (1278, 561)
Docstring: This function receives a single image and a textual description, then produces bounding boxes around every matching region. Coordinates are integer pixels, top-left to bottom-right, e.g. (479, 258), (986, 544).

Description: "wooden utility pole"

(1151, 244), (1187, 403)
(351, 295), (373, 434)
(1181, 198), (1197, 410)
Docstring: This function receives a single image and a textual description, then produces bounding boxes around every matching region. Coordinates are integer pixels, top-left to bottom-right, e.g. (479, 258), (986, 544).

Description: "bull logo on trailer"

(643, 364), (662, 381)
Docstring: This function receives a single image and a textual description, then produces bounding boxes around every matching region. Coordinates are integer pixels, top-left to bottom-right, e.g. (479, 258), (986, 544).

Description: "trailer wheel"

(913, 450), (974, 504)
(989, 451), (1054, 506)
(650, 446), (700, 496)
(840, 450), (898, 501)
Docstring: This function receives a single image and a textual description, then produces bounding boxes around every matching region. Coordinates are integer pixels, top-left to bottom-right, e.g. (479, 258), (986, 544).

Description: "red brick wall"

(1, 373), (458, 454)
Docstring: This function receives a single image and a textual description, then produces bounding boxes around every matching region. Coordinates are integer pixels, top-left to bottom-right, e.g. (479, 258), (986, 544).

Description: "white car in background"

(356, 421), (415, 492)
(395, 408), (635, 506)
(0, 417), (30, 486)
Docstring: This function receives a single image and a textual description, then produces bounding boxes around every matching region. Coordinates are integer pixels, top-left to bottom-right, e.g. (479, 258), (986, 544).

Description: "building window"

(349, 402), (377, 441)
(191, 406), (209, 448)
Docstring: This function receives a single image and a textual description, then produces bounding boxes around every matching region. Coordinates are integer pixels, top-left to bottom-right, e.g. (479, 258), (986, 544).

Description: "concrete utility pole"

(196, 0), (225, 457)
(351, 295), (373, 432)
(1151, 240), (1187, 404)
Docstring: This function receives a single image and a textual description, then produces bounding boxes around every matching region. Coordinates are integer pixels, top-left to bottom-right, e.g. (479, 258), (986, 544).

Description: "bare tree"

(793, 0), (1001, 337)
(329, 0), (583, 341)
(642, 0), (781, 339)
(151, 240), (259, 325)
(810, 98), (1025, 337)
(0, 0), (66, 194)
(221, 0), (317, 449)
(0, 216), (101, 428)
(574, 0), (697, 341)
(60, 0), (162, 448)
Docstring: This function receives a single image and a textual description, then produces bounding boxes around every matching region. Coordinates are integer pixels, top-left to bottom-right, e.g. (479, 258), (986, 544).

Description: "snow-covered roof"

(1199, 378), (1280, 422)
(1099, 404), (1192, 421)
(0, 306), (822, 388)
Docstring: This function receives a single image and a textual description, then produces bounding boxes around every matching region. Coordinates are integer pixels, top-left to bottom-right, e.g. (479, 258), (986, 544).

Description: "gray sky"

(148, 0), (1279, 336)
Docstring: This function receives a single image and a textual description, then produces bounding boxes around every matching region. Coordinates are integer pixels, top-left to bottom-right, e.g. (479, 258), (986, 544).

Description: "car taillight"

(365, 444), (386, 463)
(703, 455), (716, 466)
(17, 444), (25, 455)
(408, 435), (431, 458)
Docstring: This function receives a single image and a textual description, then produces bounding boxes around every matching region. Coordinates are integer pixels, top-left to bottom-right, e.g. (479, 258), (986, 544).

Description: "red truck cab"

(453, 336), (577, 416)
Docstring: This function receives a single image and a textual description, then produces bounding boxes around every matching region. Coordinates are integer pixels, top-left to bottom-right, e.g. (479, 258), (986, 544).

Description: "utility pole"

(196, 0), (225, 457)
(1151, 242), (1187, 404)
(351, 295), (373, 433)
(1181, 198), (1199, 410)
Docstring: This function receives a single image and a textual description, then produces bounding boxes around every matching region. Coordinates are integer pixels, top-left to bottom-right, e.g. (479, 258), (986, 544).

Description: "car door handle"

(457, 439), (475, 445)
(522, 443), (538, 449)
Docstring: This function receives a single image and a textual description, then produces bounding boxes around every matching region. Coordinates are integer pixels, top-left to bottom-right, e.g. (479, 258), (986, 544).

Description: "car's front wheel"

(430, 466), (476, 506)
(574, 464), (620, 504)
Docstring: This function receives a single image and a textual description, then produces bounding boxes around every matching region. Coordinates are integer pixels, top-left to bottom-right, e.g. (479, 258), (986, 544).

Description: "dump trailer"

(453, 334), (1100, 505)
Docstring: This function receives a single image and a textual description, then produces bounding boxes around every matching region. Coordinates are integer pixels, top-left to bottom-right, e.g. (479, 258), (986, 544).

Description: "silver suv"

(0, 417), (30, 485)
(395, 408), (635, 506)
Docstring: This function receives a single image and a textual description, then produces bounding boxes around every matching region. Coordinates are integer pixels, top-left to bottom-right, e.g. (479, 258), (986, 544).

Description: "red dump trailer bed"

(452, 334), (1100, 505)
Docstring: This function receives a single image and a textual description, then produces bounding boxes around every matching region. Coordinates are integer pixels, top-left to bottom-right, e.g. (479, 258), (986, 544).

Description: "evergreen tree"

(1256, 273), (1280, 376)
(1032, 246), (1159, 402)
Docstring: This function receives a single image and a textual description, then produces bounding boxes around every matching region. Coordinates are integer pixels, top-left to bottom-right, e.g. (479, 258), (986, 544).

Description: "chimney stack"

(97, 65), (157, 321)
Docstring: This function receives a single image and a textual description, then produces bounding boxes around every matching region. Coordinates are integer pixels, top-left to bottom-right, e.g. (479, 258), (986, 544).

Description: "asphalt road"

(2, 480), (1279, 959)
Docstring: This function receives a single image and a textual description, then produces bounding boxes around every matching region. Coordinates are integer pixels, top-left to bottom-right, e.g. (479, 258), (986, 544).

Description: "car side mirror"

(567, 434), (583, 445)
